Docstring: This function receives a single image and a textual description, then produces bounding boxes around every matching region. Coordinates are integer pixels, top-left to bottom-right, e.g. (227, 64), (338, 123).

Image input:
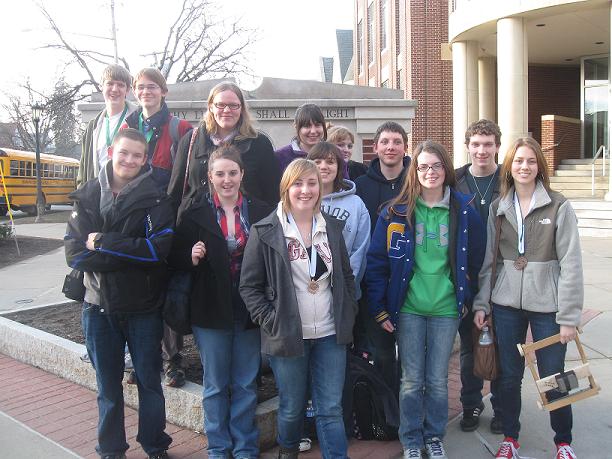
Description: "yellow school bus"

(0, 148), (79, 215)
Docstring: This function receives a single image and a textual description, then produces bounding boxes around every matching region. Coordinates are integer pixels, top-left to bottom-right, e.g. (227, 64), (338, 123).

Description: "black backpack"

(349, 352), (399, 441)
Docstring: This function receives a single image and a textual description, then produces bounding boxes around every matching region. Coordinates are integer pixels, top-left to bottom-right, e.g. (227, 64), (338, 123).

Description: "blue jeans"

(396, 313), (459, 449)
(82, 302), (171, 456)
(268, 335), (348, 459)
(458, 311), (500, 413)
(493, 304), (572, 444)
(192, 324), (260, 459)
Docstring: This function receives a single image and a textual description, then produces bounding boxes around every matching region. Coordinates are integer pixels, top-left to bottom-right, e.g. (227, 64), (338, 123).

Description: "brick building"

(353, 0), (453, 160)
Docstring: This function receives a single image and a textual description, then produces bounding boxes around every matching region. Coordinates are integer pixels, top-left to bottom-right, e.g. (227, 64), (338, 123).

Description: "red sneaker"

(556, 443), (577, 459)
(495, 437), (520, 459)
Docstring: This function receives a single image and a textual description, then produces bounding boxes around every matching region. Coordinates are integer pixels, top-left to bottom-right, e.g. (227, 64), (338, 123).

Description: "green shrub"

(0, 224), (13, 241)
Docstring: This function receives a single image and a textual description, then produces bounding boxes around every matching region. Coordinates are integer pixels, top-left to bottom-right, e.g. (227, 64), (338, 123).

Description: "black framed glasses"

(214, 102), (241, 111)
(416, 162), (443, 173)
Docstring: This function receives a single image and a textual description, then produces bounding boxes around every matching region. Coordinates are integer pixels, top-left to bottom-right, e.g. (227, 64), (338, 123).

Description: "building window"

(367, 2), (374, 64)
(395, 0), (401, 57)
(380, 0), (388, 51)
(357, 20), (363, 74)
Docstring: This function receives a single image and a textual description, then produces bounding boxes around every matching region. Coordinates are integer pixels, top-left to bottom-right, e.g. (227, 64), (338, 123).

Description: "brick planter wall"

(540, 115), (581, 176)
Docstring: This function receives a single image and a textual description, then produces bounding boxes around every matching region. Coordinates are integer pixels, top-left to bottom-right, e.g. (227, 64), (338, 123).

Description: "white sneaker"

(425, 437), (447, 459)
(403, 447), (422, 459)
(298, 437), (311, 452)
(556, 443), (577, 459)
(495, 438), (520, 459)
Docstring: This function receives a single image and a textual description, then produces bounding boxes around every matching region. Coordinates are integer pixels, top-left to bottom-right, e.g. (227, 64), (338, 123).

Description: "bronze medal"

(307, 279), (319, 294)
(514, 255), (528, 270)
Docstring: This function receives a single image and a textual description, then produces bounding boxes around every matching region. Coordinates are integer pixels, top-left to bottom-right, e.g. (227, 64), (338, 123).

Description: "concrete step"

(578, 218), (612, 229)
(557, 164), (609, 171)
(550, 176), (607, 183)
(575, 209), (612, 219)
(569, 199), (612, 237)
(561, 158), (604, 165)
(554, 170), (598, 177)
(551, 182), (608, 190)
(570, 200), (612, 210)
(559, 189), (606, 198)
(578, 227), (612, 237)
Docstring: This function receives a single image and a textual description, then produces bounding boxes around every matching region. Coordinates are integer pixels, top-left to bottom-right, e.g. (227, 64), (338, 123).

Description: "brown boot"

(277, 447), (299, 459)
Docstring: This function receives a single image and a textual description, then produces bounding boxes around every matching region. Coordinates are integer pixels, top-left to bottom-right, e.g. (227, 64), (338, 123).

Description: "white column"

(606, 3), (612, 201)
(452, 40), (479, 168)
(497, 17), (528, 162)
(479, 57), (496, 121)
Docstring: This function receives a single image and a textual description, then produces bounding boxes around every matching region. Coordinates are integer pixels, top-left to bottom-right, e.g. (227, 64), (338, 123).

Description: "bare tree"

(2, 78), (83, 156)
(155, 0), (256, 82)
(37, 0), (256, 90)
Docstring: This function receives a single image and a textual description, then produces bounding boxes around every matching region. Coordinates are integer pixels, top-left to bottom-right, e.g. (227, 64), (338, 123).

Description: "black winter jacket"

(354, 156), (410, 235)
(168, 190), (274, 330)
(64, 165), (174, 314)
(167, 127), (281, 212)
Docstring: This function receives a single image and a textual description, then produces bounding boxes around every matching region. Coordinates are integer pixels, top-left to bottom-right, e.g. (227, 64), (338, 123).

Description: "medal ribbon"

(513, 192), (535, 255)
(105, 105), (129, 147)
(138, 113), (155, 143)
(287, 213), (317, 279)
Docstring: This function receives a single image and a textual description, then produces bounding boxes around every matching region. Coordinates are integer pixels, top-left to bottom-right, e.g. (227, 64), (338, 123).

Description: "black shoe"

(460, 402), (485, 432)
(101, 455), (126, 459)
(164, 362), (185, 388)
(490, 415), (503, 434)
(148, 451), (169, 459)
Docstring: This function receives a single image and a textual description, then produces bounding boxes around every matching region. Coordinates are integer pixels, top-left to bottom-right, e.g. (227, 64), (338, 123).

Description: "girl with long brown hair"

(366, 140), (486, 459)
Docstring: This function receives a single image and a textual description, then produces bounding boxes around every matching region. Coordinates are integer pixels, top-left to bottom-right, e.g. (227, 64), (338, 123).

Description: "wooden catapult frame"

(517, 330), (600, 411)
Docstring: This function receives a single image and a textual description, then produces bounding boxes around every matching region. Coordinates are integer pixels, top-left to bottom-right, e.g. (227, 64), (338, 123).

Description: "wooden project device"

(517, 330), (600, 411)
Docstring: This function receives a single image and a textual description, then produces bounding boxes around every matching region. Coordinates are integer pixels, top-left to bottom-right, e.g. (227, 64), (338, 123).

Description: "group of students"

(65, 63), (583, 459)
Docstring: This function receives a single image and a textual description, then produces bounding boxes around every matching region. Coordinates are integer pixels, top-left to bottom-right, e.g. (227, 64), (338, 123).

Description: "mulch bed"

(4, 302), (278, 403)
(0, 236), (64, 270)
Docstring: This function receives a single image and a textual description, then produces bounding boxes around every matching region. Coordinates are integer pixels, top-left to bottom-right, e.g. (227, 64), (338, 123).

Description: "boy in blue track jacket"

(65, 128), (174, 459)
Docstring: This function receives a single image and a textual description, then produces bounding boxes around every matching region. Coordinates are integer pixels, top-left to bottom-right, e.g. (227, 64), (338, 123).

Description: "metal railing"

(591, 145), (608, 196)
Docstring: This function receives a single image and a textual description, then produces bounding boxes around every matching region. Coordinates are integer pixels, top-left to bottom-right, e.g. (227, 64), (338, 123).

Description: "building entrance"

(583, 56), (609, 158)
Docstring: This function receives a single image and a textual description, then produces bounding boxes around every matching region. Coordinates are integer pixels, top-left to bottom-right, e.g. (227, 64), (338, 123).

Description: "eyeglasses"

(136, 84), (160, 92)
(416, 162), (443, 173)
(214, 102), (241, 111)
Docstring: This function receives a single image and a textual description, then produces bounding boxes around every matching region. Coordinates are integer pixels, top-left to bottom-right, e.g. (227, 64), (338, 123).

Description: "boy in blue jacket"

(65, 128), (174, 459)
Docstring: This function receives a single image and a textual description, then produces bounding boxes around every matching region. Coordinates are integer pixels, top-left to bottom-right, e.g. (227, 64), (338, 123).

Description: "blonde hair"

(279, 159), (323, 215)
(388, 140), (456, 226)
(204, 81), (257, 140)
(327, 126), (354, 144)
(500, 137), (551, 197)
(100, 64), (132, 88)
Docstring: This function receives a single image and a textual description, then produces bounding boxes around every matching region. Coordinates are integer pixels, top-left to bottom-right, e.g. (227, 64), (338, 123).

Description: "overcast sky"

(0, 0), (354, 118)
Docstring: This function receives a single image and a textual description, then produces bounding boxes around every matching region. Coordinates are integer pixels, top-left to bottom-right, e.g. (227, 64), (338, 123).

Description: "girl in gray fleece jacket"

(473, 137), (583, 459)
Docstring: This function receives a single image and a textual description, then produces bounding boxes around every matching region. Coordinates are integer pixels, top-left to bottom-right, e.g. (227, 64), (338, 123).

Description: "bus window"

(10, 160), (18, 176)
(54, 164), (61, 177)
(43, 163), (49, 177)
(26, 162), (33, 177)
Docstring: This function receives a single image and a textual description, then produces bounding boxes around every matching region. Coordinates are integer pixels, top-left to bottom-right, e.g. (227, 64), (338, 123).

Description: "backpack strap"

(182, 127), (200, 198)
(169, 115), (181, 165)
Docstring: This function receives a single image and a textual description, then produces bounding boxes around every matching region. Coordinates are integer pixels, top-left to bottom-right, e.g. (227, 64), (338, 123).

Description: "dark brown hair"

(294, 103), (327, 140)
(306, 141), (347, 193)
(464, 119), (502, 146)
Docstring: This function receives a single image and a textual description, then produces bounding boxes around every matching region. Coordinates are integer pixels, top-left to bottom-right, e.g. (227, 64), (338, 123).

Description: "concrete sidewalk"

(0, 224), (610, 458)
(0, 222), (69, 313)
